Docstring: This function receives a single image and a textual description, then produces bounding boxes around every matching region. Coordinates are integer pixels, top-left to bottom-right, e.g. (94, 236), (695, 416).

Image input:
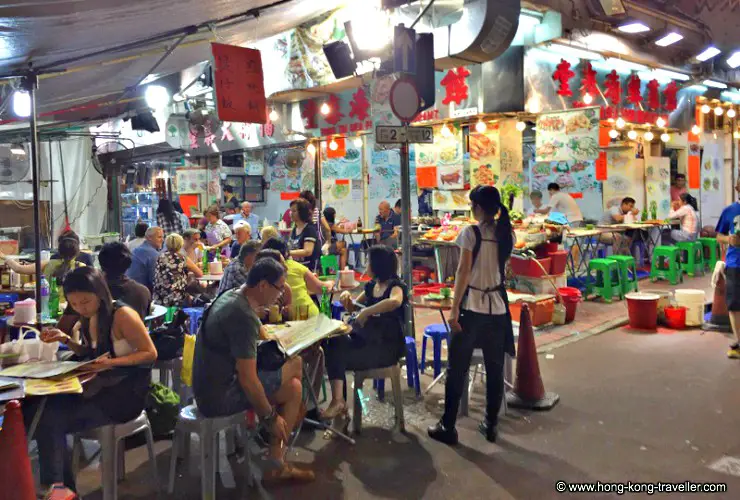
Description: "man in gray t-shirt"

(598, 197), (639, 255)
(192, 259), (314, 483)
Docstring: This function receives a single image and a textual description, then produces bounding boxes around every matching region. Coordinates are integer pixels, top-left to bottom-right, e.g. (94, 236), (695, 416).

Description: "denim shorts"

(196, 369), (282, 418)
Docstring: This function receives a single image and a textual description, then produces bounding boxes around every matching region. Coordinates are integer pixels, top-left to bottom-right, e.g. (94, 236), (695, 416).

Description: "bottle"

(48, 277), (60, 319)
(641, 208), (647, 222)
(202, 251), (209, 274)
(40, 275), (50, 320)
(320, 286), (331, 318)
(356, 217), (363, 229)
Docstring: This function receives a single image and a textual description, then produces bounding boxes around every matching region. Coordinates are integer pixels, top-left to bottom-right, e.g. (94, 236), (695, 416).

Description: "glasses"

(268, 282), (284, 295)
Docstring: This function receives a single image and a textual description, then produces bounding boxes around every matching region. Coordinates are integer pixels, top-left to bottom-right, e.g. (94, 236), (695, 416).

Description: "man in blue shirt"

(126, 227), (163, 292)
(375, 200), (401, 248)
(715, 178), (740, 358)
(232, 202), (261, 240)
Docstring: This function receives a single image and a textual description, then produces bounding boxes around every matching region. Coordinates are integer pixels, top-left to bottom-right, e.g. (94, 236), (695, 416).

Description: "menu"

(267, 315), (346, 357)
(536, 108), (601, 162)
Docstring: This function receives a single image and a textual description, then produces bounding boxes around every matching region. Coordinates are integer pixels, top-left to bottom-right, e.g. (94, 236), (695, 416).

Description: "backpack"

(145, 382), (180, 437)
(149, 309), (188, 360)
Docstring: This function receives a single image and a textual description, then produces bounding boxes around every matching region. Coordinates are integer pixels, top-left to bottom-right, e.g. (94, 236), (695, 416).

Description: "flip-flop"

(262, 463), (316, 485)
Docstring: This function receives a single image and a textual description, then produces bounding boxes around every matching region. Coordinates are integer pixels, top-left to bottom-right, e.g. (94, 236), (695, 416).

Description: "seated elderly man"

(126, 226), (164, 292)
(598, 197), (639, 255)
(218, 240), (261, 295)
(230, 222), (252, 259)
(193, 259), (313, 484)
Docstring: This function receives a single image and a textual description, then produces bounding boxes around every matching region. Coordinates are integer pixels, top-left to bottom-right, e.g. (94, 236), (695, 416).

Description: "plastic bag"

(180, 334), (196, 387)
(0, 326), (58, 364)
(145, 382), (180, 437)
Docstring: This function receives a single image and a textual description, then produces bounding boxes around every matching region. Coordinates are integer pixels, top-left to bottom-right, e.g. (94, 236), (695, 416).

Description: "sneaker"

(427, 421), (458, 445)
(728, 344), (740, 359)
(478, 421), (498, 443)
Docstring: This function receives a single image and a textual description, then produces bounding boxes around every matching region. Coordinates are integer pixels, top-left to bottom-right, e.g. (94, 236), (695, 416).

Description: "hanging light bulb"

(714, 132), (718, 139)
(715, 106), (724, 116)
(353, 136), (363, 148)
(515, 121), (526, 132)
(320, 102), (331, 115)
(269, 108), (279, 121)
(583, 93), (593, 105)
(734, 130), (740, 140)
(627, 130), (638, 140)
(616, 117), (626, 129)
(644, 130), (655, 141)
(691, 124), (702, 135)
(609, 129), (619, 139)
(475, 120), (487, 133)
(661, 132), (670, 142)
(701, 104), (711, 114)
(329, 139), (339, 151)
(655, 117), (666, 128)
(441, 124), (453, 137)
(307, 143), (316, 155)
(12, 91), (31, 118)
(728, 108), (737, 119)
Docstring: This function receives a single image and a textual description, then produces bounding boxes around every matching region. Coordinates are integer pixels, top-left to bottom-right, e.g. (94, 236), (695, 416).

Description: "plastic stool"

(586, 258), (624, 303)
(353, 364), (405, 434)
(421, 324), (450, 377)
(650, 246), (683, 285)
(404, 337), (421, 397)
(168, 405), (255, 498)
(183, 307), (205, 335)
(606, 255), (638, 294)
(331, 301), (345, 320)
(676, 241), (705, 277)
(698, 237), (719, 272)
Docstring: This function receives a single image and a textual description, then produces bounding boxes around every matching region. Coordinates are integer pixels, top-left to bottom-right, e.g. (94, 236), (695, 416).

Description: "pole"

(47, 141), (54, 244)
(400, 133), (414, 338)
(23, 73), (43, 321)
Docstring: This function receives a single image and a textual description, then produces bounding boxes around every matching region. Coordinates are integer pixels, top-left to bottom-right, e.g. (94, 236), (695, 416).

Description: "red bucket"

(664, 306), (687, 329)
(535, 242), (559, 258)
(549, 251), (569, 275)
(558, 287), (582, 323)
(625, 292), (660, 331)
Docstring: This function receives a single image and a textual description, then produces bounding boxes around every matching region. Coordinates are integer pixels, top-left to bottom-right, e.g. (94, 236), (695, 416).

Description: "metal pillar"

(400, 134), (414, 338)
(22, 73), (43, 320)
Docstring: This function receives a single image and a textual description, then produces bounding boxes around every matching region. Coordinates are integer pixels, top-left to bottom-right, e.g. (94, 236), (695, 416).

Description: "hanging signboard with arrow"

(394, 24), (416, 74)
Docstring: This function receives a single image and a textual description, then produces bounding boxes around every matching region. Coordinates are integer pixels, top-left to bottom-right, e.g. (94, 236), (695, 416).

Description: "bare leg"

(730, 311), (740, 344)
(268, 358), (303, 462)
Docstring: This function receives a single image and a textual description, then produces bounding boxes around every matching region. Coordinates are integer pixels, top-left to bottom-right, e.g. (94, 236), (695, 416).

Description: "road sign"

(376, 125), (407, 144)
(406, 126), (434, 144)
(376, 125), (434, 144)
(389, 78), (420, 122)
(394, 24), (416, 74)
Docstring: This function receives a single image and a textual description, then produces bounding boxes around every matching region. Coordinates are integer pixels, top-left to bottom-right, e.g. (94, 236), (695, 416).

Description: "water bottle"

(48, 277), (60, 319)
(40, 275), (50, 320)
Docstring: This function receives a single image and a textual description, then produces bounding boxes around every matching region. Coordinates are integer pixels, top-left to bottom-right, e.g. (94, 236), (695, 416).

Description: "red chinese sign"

(581, 62), (598, 97)
(552, 59), (575, 97)
(349, 88), (370, 122)
(211, 43), (266, 124)
(603, 70), (622, 106)
(440, 66), (471, 105)
(646, 79), (661, 110)
(663, 81), (678, 112)
(301, 100), (318, 129)
(324, 94), (344, 126)
(626, 74), (643, 105)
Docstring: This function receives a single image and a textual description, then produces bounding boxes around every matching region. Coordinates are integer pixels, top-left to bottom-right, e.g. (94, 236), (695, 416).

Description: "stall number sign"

(376, 125), (433, 144)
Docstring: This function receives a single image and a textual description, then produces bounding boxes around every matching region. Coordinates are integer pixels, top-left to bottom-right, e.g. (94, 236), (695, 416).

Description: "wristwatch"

(260, 407), (277, 426)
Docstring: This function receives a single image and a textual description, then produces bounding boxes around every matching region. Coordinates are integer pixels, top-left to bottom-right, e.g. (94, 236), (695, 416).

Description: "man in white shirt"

(535, 183), (584, 227)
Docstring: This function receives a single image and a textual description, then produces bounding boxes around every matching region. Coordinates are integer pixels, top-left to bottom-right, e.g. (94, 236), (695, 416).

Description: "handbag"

(256, 340), (287, 371)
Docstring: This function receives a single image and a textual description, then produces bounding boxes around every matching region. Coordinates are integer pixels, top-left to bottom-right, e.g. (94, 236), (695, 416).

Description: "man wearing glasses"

(193, 259), (314, 484)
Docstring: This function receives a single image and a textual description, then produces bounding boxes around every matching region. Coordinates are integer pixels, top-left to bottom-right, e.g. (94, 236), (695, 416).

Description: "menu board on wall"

(266, 147), (314, 194)
(700, 137), (724, 227)
(535, 108), (600, 162)
(176, 168), (208, 194)
(602, 147), (645, 212)
(531, 160), (602, 219)
(432, 190), (471, 211)
(499, 119), (524, 185)
(645, 157), (670, 220)
(321, 142), (363, 222)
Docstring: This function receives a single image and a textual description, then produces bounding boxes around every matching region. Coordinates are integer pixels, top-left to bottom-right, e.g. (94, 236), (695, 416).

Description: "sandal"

(320, 401), (347, 420)
(262, 463), (316, 485)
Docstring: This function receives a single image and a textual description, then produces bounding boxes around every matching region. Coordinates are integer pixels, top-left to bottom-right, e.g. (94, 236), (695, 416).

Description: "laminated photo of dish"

(469, 133), (497, 160)
(661, 200), (670, 212)
(565, 112), (593, 134)
(474, 164), (496, 186)
(703, 178), (712, 190)
(416, 148), (437, 167)
(704, 161), (712, 171)
(331, 183), (350, 199)
(536, 140), (563, 161)
(554, 173), (576, 190)
(608, 175), (630, 192)
(568, 137), (600, 160)
(438, 144), (462, 165)
(537, 115), (565, 132)
(437, 165), (464, 189)
(713, 178), (720, 190)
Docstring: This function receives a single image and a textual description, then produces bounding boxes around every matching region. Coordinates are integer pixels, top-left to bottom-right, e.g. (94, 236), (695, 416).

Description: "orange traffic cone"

(705, 270), (731, 332)
(0, 400), (36, 500)
(506, 303), (560, 410)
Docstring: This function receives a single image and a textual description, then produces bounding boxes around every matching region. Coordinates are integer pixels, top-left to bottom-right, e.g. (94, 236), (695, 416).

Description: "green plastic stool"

(676, 241), (705, 277)
(586, 258), (624, 303)
(320, 254), (339, 276)
(650, 246), (683, 285)
(606, 255), (638, 294)
(698, 237), (719, 272)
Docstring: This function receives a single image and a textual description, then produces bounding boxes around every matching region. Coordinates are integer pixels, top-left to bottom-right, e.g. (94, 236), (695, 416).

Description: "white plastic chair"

(459, 350), (513, 418)
(352, 364), (405, 434)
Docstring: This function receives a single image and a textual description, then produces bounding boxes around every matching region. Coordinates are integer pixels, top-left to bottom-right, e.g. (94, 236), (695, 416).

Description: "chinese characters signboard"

(212, 43), (267, 124)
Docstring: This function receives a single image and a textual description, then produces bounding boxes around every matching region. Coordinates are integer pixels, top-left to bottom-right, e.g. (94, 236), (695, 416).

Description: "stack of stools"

(698, 237), (719, 272)
(650, 246), (683, 285)
(586, 258), (624, 303)
(607, 255), (638, 295)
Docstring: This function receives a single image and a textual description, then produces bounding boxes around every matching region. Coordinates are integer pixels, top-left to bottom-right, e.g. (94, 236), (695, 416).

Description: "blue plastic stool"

(404, 337), (421, 397)
(182, 307), (205, 335)
(421, 324), (450, 377)
(331, 301), (345, 320)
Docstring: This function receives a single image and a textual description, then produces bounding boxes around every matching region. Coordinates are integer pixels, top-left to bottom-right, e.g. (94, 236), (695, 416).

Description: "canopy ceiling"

(0, 0), (348, 124)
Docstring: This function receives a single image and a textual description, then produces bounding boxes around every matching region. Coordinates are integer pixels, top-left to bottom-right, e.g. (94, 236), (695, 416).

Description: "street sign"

(376, 125), (407, 144)
(389, 78), (420, 122)
(394, 24), (416, 74)
(406, 126), (433, 144)
(376, 125), (434, 144)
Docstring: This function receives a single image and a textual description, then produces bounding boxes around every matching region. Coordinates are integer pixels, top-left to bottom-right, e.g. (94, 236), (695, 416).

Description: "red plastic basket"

(549, 250), (568, 275)
(511, 256), (551, 278)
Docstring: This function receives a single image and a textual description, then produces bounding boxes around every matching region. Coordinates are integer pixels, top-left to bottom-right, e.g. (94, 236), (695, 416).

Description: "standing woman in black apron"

(428, 185), (515, 445)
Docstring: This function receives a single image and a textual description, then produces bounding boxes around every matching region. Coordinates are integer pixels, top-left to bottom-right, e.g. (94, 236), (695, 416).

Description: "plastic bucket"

(674, 289), (705, 327)
(549, 251), (569, 275)
(558, 287), (582, 323)
(535, 242), (559, 258)
(625, 292), (660, 331)
(664, 306), (687, 329)
(642, 290), (672, 322)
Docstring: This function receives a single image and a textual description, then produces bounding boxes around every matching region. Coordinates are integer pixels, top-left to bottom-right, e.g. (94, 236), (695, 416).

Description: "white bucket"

(642, 290), (673, 321)
(674, 289), (706, 327)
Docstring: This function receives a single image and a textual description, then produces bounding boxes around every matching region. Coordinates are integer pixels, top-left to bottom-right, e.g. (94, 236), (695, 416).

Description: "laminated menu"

(264, 315), (346, 357)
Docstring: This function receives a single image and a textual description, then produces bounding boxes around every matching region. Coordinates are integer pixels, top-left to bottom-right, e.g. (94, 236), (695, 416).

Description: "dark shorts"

(196, 369), (283, 418)
(726, 267), (740, 312)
